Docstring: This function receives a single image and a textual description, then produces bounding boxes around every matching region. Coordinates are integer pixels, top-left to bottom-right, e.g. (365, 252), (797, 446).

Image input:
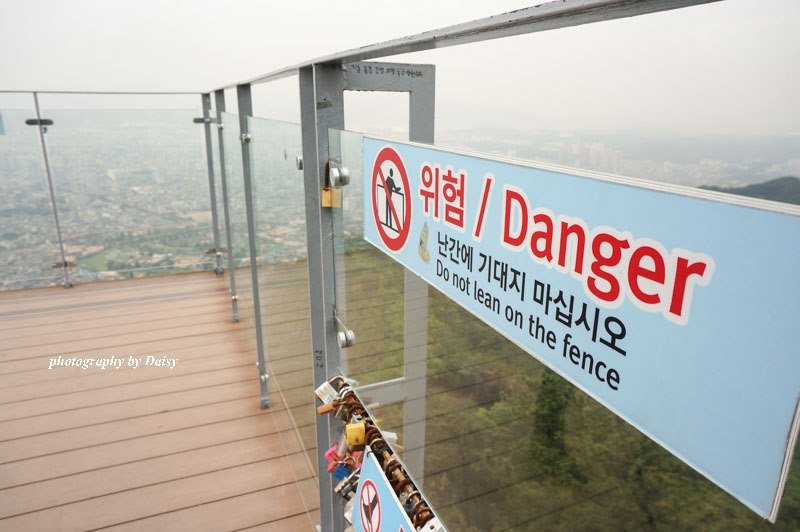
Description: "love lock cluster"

(315, 375), (443, 531)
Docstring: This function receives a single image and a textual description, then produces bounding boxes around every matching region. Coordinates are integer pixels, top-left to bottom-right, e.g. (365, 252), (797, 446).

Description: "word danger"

(501, 186), (715, 325)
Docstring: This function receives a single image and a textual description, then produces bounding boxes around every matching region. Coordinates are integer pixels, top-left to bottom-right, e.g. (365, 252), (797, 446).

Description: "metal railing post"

(32, 92), (71, 288)
(299, 63), (346, 532)
(214, 90), (240, 323)
(201, 93), (224, 275)
(402, 69), (436, 487)
(236, 83), (270, 409)
(337, 61), (436, 487)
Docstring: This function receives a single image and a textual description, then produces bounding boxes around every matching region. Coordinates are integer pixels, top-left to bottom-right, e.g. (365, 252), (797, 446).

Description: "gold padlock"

(345, 422), (366, 447)
(321, 187), (342, 208)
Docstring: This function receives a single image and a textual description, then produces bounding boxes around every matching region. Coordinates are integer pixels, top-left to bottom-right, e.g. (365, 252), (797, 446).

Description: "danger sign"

(371, 146), (411, 252)
(353, 446), (422, 531)
(361, 137), (800, 521)
(359, 479), (381, 532)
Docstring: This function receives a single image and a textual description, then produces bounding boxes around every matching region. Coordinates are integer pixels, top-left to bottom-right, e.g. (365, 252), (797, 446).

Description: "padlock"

(334, 403), (350, 422)
(334, 468), (360, 500)
(339, 479), (358, 501)
(336, 432), (348, 457)
(324, 444), (343, 473)
(349, 450), (364, 469)
(336, 385), (353, 400)
(402, 489), (420, 514)
(332, 463), (351, 481)
(345, 422), (366, 447)
(317, 401), (339, 415)
(315, 381), (339, 404)
(420, 517), (446, 532)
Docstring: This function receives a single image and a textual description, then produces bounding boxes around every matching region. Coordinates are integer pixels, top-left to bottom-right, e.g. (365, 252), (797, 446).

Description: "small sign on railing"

(25, 118), (53, 126)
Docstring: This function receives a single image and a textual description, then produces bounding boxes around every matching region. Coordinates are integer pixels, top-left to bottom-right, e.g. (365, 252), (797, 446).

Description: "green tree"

(530, 369), (585, 486)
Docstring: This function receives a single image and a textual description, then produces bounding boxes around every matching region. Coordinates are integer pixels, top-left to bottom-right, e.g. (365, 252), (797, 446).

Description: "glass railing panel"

(329, 128), (405, 386)
(328, 128), (800, 531)
(37, 97), (213, 283)
(248, 115), (313, 469)
(0, 93), (63, 289)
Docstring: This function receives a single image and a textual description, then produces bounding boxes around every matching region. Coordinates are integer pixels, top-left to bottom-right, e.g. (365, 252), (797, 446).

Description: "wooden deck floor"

(0, 271), (319, 531)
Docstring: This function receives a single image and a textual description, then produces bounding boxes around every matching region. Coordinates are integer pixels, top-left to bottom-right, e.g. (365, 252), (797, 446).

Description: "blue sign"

(353, 446), (417, 532)
(362, 137), (800, 520)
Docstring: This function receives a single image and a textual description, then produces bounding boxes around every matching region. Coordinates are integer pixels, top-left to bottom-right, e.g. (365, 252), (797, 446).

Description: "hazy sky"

(1, 0), (798, 136)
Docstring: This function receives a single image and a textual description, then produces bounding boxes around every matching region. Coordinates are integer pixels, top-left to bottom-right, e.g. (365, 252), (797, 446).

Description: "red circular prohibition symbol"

(359, 479), (381, 532)
(371, 146), (412, 252)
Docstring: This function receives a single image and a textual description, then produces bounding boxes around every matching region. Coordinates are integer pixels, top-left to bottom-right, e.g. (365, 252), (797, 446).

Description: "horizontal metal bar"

(355, 377), (407, 405)
(1, 1), (720, 96)
(0, 90), (202, 95)
(217, 0), (719, 90)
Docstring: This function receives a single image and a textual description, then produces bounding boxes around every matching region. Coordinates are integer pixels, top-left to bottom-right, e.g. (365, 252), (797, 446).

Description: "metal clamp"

(335, 315), (355, 348)
(241, 133), (252, 143)
(330, 166), (350, 187)
(337, 330), (355, 348)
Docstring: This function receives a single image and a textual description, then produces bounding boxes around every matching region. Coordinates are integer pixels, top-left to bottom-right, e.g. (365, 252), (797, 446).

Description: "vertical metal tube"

(299, 64), (346, 532)
(401, 72), (436, 488)
(236, 83), (269, 409)
(214, 90), (240, 322)
(201, 93), (223, 275)
(33, 92), (71, 288)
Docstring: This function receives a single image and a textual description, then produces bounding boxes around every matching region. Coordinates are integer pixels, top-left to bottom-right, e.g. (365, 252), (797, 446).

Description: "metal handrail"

(216, 0), (720, 90)
(0, 0), (721, 95)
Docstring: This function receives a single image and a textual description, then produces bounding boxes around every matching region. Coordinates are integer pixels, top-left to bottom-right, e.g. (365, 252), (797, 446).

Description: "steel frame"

(201, 93), (224, 275)
(300, 59), (436, 531)
(31, 92), (71, 288)
(214, 89), (241, 322)
(237, 83), (270, 409)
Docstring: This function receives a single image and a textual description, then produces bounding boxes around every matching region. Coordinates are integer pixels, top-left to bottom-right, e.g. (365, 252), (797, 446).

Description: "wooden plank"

(0, 320), (240, 361)
(103, 485), (314, 532)
(0, 379), (258, 441)
(1, 309), (233, 350)
(0, 395), (264, 463)
(0, 364), (257, 422)
(0, 283), (226, 316)
(0, 275), (228, 313)
(0, 336), (251, 396)
(0, 455), (307, 531)
(0, 433), (302, 519)
(0, 295), (226, 336)
(0, 272), (216, 305)
(0, 330), (248, 377)
(236, 512), (317, 532)
(0, 414), (275, 490)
